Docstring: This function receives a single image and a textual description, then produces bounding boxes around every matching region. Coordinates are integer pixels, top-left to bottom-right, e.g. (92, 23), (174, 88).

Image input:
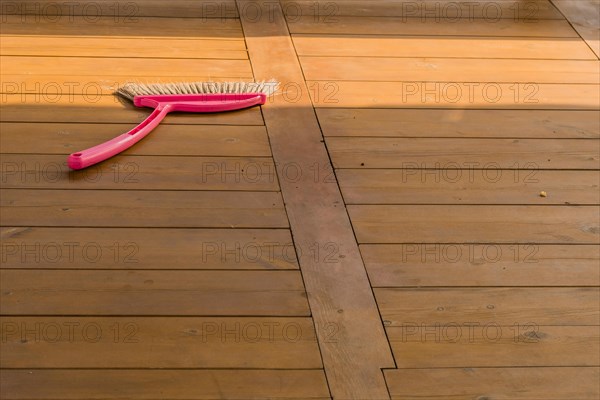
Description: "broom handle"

(67, 104), (172, 170)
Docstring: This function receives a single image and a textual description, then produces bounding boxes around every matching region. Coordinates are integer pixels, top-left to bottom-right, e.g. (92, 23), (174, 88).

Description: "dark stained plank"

(337, 170), (600, 205)
(349, 205), (600, 244)
(0, 189), (288, 228)
(293, 35), (598, 59)
(287, 15), (579, 37)
(384, 367), (600, 400)
(0, 15), (242, 38)
(301, 57), (599, 84)
(317, 109), (600, 138)
(0, 317), (322, 368)
(0, 36), (248, 59)
(1, 155), (278, 191)
(0, 123), (270, 155)
(281, 0), (564, 19)
(327, 138), (600, 170)
(0, 96), (264, 125)
(0, 270), (310, 315)
(388, 325), (600, 367)
(308, 81), (599, 109)
(0, 0), (240, 18)
(240, 3), (394, 398)
(375, 287), (600, 326)
(0, 369), (330, 400)
(0, 227), (298, 270)
(363, 244), (600, 287)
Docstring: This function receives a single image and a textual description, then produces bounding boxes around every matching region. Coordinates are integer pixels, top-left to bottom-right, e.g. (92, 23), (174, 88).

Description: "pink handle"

(67, 104), (171, 170)
(67, 94), (267, 170)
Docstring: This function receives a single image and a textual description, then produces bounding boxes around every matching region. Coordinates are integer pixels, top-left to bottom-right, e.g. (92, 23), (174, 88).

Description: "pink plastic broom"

(67, 81), (279, 170)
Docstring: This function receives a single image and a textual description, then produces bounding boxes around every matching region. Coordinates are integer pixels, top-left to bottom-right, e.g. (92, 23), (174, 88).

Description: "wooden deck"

(1, 1), (599, 399)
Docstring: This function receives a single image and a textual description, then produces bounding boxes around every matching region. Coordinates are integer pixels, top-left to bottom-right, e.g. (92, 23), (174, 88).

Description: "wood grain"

(0, 123), (270, 156)
(349, 205), (600, 244)
(308, 81), (600, 109)
(388, 325), (600, 367)
(0, 15), (242, 38)
(327, 138), (600, 169)
(384, 367), (600, 399)
(293, 34), (598, 59)
(337, 169), (600, 205)
(281, 0), (564, 19)
(0, 96), (263, 125)
(0, 227), (298, 270)
(0, 36), (248, 59)
(287, 15), (579, 37)
(1, 270), (310, 315)
(375, 287), (600, 326)
(0, 316), (322, 368)
(0, 0), (240, 18)
(362, 244), (600, 287)
(1, 154), (278, 191)
(0, 369), (330, 400)
(301, 57), (599, 83)
(552, 0), (600, 58)
(0, 189), (288, 228)
(317, 109), (600, 138)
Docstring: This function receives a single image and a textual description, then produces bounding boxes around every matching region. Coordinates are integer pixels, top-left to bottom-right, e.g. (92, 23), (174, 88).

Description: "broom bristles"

(116, 80), (279, 101)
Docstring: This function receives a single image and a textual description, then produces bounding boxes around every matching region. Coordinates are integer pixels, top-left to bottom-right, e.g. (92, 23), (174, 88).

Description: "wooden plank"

(552, 0), (600, 58)
(281, 0), (564, 19)
(1, 270), (310, 315)
(0, 189), (288, 228)
(239, 2), (394, 398)
(0, 36), (248, 59)
(363, 244), (600, 287)
(1, 155), (278, 191)
(327, 138), (600, 169)
(0, 369), (330, 400)
(387, 325), (600, 367)
(0, 95), (264, 125)
(317, 109), (600, 139)
(0, 15), (242, 38)
(0, 123), (270, 156)
(384, 367), (600, 400)
(0, 0), (240, 18)
(349, 205), (600, 244)
(293, 34), (598, 60)
(308, 81), (600, 109)
(1, 56), (253, 83)
(0, 316), (322, 368)
(301, 57), (599, 84)
(376, 287), (600, 326)
(0, 227), (298, 270)
(337, 170), (600, 205)
(287, 16), (579, 37)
